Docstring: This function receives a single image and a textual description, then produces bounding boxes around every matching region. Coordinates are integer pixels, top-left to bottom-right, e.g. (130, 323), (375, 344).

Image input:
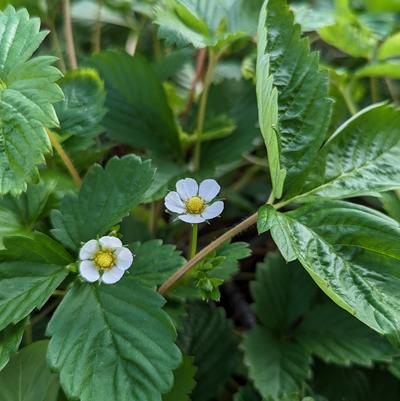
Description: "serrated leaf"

(297, 303), (396, 367)
(0, 233), (70, 331)
(270, 211), (400, 345)
(47, 279), (181, 401)
(179, 303), (236, 401)
(51, 155), (154, 251)
(128, 240), (185, 287)
(299, 104), (400, 200)
(262, 0), (332, 198)
(0, 319), (26, 371)
(163, 355), (197, 401)
(90, 51), (182, 160)
(0, 341), (60, 401)
(243, 326), (311, 401)
(251, 252), (317, 333)
(55, 68), (106, 138)
(0, 6), (63, 194)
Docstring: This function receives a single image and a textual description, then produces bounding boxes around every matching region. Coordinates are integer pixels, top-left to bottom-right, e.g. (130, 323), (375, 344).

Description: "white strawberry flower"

(165, 178), (224, 224)
(79, 236), (133, 284)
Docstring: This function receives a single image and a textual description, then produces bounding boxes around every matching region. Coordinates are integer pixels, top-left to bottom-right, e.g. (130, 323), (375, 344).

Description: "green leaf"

(256, 1), (286, 199)
(51, 155), (154, 251)
(378, 32), (400, 60)
(269, 211), (400, 345)
(128, 240), (185, 287)
(289, 200), (400, 260)
(299, 104), (400, 200)
(47, 280), (181, 401)
(163, 355), (197, 401)
(257, 204), (275, 234)
(355, 62), (400, 79)
(90, 51), (182, 160)
(251, 252), (317, 333)
(0, 233), (70, 331)
(365, 0), (400, 12)
(155, 0), (256, 49)
(0, 319), (26, 371)
(179, 303), (236, 401)
(243, 326), (311, 401)
(262, 0), (332, 198)
(381, 192), (400, 222)
(297, 302), (396, 367)
(54, 68), (106, 138)
(0, 6), (63, 194)
(0, 180), (56, 249)
(234, 384), (261, 401)
(0, 341), (60, 401)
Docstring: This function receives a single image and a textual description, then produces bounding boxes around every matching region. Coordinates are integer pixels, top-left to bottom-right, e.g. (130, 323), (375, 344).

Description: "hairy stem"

(46, 129), (82, 187)
(193, 50), (219, 170)
(63, 0), (78, 69)
(190, 224), (198, 259)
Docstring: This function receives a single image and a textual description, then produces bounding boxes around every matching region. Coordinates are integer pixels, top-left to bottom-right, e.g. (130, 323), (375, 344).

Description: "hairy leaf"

(0, 319), (26, 371)
(51, 155), (154, 251)
(0, 233), (70, 331)
(0, 6), (63, 194)
(47, 280), (181, 401)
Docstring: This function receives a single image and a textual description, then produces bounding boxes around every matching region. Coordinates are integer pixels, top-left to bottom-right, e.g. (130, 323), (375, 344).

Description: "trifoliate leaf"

(0, 341), (60, 401)
(0, 319), (26, 371)
(0, 6), (63, 194)
(128, 240), (185, 287)
(0, 233), (70, 331)
(51, 155), (155, 251)
(163, 355), (197, 401)
(297, 303), (396, 367)
(47, 280), (181, 401)
(90, 51), (182, 160)
(55, 68), (106, 138)
(179, 303), (237, 401)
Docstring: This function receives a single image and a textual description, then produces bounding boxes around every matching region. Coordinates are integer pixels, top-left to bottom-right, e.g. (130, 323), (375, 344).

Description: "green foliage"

(0, 233), (70, 331)
(0, 319), (26, 371)
(47, 280), (181, 401)
(0, 6), (63, 195)
(179, 303), (237, 401)
(51, 155), (154, 251)
(91, 50), (182, 160)
(0, 341), (60, 401)
(234, 384), (261, 401)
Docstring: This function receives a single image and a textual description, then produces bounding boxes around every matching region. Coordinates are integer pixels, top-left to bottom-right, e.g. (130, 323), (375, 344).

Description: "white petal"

(79, 239), (99, 260)
(176, 178), (198, 200)
(99, 236), (122, 250)
(178, 214), (205, 224)
(202, 201), (224, 220)
(165, 191), (186, 213)
(115, 247), (134, 271)
(102, 266), (125, 284)
(79, 261), (100, 282)
(199, 179), (221, 202)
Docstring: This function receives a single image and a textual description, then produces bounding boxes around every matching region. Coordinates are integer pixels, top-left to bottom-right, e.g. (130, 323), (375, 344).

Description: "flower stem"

(46, 128), (82, 187)
(63, 0), (78, 69)
(190, 224), (198, 259)
(92, 0), (102, 53)
(193, 49), (219, 171)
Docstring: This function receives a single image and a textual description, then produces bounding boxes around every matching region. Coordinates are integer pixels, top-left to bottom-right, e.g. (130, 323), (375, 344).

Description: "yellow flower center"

(186, 196), (205, 214)
(93, 250), (116, 270)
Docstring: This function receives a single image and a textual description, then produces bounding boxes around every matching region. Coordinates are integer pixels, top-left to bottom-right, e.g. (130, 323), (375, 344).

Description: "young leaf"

(54, 68), (106, 138)
(297, 303), (396, 367)
(0, 6), (63, 194)
(127, 240), (185, 287)
(179, 303), (237, 401)
(0, 341), (60, 401)
(300, 104), (400, 200)
(51, 155), (154, 251)
(0, 233), (70, 331)
(269, 211), (400, 345)
(47, 280), (181, 401)
(90, 51), (182, 160)
(0, 319), (26, 371)
(261, 0), (332, 198)
(163, 355), (197, 401)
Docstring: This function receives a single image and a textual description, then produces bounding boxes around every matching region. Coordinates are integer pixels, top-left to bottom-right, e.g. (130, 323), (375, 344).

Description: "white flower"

(165, 178), (224, 224)
(79, 236), (133, 284)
